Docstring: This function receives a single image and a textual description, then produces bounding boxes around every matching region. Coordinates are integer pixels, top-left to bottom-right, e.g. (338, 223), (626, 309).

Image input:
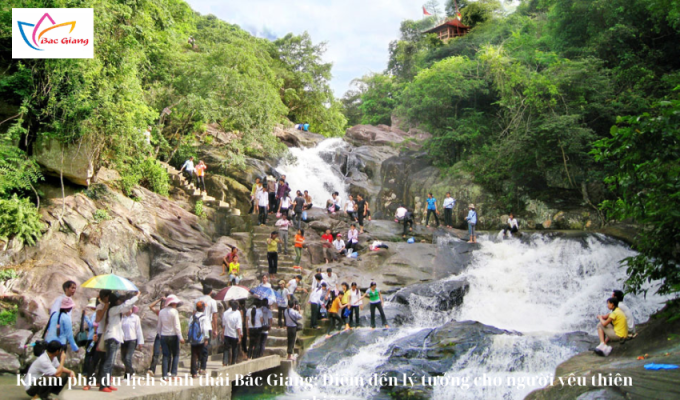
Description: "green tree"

(592, 95), (680, 295)
(357, 74), (401, 126)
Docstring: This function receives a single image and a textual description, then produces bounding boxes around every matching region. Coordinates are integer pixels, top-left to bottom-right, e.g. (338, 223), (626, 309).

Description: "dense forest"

(341, 0), (680, 295)
(0, 0), (345, 241)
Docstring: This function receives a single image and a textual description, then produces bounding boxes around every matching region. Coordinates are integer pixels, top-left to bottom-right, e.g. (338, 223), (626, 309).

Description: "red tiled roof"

(423, 19), (470, 33)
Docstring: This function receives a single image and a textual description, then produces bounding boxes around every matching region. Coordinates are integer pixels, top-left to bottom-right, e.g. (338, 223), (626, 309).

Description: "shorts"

(468, 223), (476, 236)
(597, 322), (623, 342)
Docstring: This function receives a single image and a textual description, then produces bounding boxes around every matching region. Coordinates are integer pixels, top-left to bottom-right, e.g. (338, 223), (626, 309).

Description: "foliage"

(119, 158), (169, 197)
(84, 183), (109, 200)
(93, 209), (111, 224)
(592, 96), (680, 295)
(271, 33), (347, 136)
(0, 269), (18, 282)
(0, 135), (43, 200)
(0, 305), (18, 327)
(355, 74), (401, 126)
(194, 200), (204, 218)
(0, 194), (44, 246)
(460, 0), (503, 27)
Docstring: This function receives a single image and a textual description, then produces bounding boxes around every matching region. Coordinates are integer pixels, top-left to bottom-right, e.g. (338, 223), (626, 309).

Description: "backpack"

(188, 314), (204, 345)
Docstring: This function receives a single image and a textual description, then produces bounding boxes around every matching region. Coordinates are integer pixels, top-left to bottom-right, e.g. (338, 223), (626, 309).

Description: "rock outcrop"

(33, 137), (96, 186)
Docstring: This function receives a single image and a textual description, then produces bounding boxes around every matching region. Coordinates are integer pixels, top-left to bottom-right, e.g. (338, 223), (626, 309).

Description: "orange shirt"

(195, 164), (207, 177)
(294, 234), (304, 248)
(329, 297), (342, 314)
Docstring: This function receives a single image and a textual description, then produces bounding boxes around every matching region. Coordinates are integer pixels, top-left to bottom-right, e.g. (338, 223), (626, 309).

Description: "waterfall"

(283, 233), (668, 400)
(276, 138), (349, 208)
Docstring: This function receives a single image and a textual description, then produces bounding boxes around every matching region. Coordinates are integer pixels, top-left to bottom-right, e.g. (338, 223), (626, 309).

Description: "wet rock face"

(393, 279), (469, 312)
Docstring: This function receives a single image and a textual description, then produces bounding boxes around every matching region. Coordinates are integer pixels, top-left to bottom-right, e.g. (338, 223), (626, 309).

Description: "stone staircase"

(159, 161), (239, 215)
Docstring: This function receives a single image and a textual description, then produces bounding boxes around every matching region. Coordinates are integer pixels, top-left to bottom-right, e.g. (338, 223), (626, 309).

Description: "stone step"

(218, 201), (230, 210)
(173, 355), (281, 378)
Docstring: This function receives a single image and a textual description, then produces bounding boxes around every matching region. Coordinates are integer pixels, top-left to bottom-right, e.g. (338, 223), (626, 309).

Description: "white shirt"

(257, 191), (269, 207)
(347, 228), (359, 243)
(311, 278), (327, 292)
(260, 282), (272, 289)
(287, 279), (299, 294)
(182, 159), (194, 172)
(102, 296), (138, 344)
(508, 218), (519, 229)
(322, 273), (338, 292)
(24, 352), (60, 390)
(309, 288), (323, 304)
(332, 197), (342, 207)
(333, 239), (345, 251)
(158, 307), (183, 337)
(261, 308), (273, 327)
(276, 218), (293, 231)
(349, 288), (361, 306)
(618, 302), (635, 333)
(222, 309), (242, 338)
(279, 197), (291, 209)
(395, 207), (407, 219)
(50, 294), (72, 316)
(95, 303), (106, 335)
(284, 308), (302, 327)
(443, 197), (456, 209)
(121, 314), (144, 345)
(345, 200), (355, 212)
(246, 308), (263, 328)
(195, 295), (217, 333)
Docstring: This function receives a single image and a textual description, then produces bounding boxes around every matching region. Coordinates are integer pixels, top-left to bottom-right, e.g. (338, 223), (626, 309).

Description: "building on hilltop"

(423, 19), (470, 42)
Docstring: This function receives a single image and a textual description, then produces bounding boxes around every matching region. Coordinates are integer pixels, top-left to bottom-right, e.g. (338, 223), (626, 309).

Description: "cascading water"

(283, 233), (668, 399)
(276, 138), (349, 208)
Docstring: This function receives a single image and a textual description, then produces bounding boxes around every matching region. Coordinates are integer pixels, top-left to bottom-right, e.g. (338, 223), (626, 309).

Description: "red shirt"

(321, 234), (333, 243)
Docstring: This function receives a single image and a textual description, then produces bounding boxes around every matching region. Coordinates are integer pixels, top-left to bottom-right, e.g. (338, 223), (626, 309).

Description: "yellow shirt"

(329, 297), (342, 314)
(267, 238), (280, 253)
(610, 308), (628, 338)
(229, 262), (240, 275)
(341, 291), (350, 305)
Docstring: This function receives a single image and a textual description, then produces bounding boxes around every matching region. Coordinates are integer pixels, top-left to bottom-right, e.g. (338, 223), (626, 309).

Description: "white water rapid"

(276, 138), (349, 208)
(282, 233), (668, 400)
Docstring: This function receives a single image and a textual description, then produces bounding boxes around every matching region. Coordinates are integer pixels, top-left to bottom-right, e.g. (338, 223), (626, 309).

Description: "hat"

(132, 306), (139, 314)
(61, 297), (75, 310)
(279, 280), (286, 285)
(86, 298), (97, 309)
(164, 294), (181, 306)
(337, 233), (342, 237)
(469, 204), (475, 209)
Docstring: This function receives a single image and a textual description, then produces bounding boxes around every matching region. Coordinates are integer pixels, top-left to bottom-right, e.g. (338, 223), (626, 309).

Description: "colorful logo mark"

(17, 12), (76, 51)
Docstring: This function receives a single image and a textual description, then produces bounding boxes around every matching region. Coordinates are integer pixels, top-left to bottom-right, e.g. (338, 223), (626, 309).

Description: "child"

(294, 229), (305, 270)
(228, 255), (241, 285)
(465, 204), (477, 243)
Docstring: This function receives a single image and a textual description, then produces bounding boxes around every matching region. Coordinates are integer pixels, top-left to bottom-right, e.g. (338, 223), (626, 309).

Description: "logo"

(12, 8), (94, 59)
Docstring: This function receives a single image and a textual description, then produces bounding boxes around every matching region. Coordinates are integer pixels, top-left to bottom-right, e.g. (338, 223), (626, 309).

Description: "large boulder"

(274, 126), (325, 148)
(0, 348), (21, 373)
(345, 125), (428, 148)
(393, 279), (469, 311)
(33, 137), (95, 186)
(0, 326), (34, 356)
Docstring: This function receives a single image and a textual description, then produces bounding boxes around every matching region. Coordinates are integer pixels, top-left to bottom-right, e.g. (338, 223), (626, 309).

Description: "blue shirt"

(84, 314), (96, 340)
(45, 312), (79, 352)
(426, 197), (437, 210)
(303, 124), (310, 131)
(466, 210), (477, 224)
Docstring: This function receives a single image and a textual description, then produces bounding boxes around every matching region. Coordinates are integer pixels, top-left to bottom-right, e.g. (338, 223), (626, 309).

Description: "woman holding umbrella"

(99, 291), (139, 392)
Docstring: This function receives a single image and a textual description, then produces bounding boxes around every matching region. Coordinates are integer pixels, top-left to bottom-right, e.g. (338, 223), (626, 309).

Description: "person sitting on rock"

(221, 247), (239, 276)
(326, 192), (341, 214)
(347, 224), (359, 254)
(303, 122), (310, 132)
(502, 213), (520, 237)
(595, 297), (628, 356)
(613, 290), (635, 335)
(333, 233), (346, 257)
(228, 255), (241, 285)
(303, 190), (313, 210)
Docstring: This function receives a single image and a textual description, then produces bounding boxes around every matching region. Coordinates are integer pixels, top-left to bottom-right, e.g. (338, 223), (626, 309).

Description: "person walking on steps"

(293, 229), (305, 270)
(82, 290), (112, 390)
(246, 301), (263, 360)
(293, 190), (305, 229)
(221, 300), (242, 366)
(275, 214), (293, 255)
(276, 178), (290, 213)
(188, 301), (209, 378)
(99, 292), (139, 392)
(179, 156), (196, 187)
(145, 295), (165, 378)
(267, 231), (281, 280)
(158, 295), (184, 381)
(285, 301), (302, 360)
(424, 192), (440, 228)
(256, 185), (269, 226)
(267, 177), (277, 214)
(258, 301), (273, 358)
(249, 178), (262, 214)
(120, 306), (144, 380)
(465, 204), (478, 243)
(195, 160), (207, 194)
(360, 282), (389, 329)
(275, 280), (290, 328)
(443, 193), (456, 228)
(195, 284), (218, 375)
(277, 191), (292, 219)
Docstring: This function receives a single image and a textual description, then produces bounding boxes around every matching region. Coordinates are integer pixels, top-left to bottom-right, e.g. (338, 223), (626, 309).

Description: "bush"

(194, 200), (204, 218)
(0, 268), (17, 281)
(0, 194), (44, 246)
(93, 209), (111, 223)
(119, 158), (170, 197)
(0, 305), (17, 326)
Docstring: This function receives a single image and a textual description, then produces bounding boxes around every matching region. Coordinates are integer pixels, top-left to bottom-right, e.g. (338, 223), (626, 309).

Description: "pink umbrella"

(214, 285), (250, 301)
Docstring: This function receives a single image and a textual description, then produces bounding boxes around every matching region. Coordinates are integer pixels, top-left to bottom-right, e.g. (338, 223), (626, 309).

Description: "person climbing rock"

(179, 156), (196, 187)
(195, 160), (207, 194)
(293, 190), (305, 229)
